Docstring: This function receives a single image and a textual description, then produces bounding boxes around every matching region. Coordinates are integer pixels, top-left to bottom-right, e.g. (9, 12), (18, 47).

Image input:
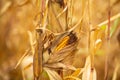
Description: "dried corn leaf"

(22, 69), (26, 80)
(64, 76), (81, 80)
(44, 62), (76, 70)
(44, 62), (66, 69)
(15, 49), (30, 69)
(90, 68), (97, 80)
(82, 56), (91, 80)
(20, 56), (33, 70)
(23, 62), (33, 70)
(28, 31), (35, 55)
(57, 6), (68, 18)
(82, 56), (97, 80)
(98, 13), (120, 27)
(64, 68), (83, 80)
(110, 18), (120, 37)
(44, 67), (62, 80)
(112, 60), (119, 80)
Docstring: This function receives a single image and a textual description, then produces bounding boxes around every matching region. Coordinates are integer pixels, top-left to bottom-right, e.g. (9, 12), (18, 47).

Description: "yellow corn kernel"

(55, 36), (70, 51)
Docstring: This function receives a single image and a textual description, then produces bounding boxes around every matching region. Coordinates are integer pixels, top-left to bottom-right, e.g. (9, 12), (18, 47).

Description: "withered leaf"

(82, 56), (97, 80)
(44, 67), (62, 80)
(44, 62), (76, 70)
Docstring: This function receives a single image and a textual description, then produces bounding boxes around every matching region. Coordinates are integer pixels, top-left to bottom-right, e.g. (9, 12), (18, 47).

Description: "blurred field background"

(0, 0), (120, 80)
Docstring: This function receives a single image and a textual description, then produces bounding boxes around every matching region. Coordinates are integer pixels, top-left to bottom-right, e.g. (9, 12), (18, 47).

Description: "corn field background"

(0, 0), (120, 80)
